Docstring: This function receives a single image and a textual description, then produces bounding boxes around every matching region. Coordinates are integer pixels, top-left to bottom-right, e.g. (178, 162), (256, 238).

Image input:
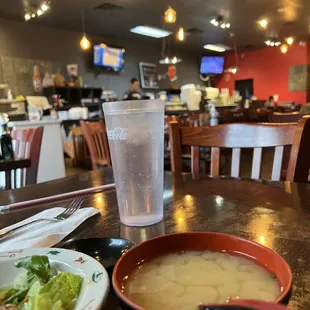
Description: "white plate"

(0, 247), (109, 310)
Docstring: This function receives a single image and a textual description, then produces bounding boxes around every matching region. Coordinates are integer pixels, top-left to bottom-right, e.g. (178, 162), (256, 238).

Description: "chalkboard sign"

(1, 56), (62, 96)
(139, 62), (158, 89)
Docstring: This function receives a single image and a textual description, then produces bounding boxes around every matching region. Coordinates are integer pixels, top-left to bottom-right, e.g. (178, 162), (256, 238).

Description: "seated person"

(265, 96), (275, 108)
(123, 78), (142, 100)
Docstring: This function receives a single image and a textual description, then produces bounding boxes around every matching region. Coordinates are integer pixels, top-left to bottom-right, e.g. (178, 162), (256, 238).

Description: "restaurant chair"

(269, 112), (308, 123)
(71, 126), (90, 167)
(169, 116), (310, 182)
(80, 120), (111, 170)
(165, 114), (208, 172)
(0, 127), (44, 190)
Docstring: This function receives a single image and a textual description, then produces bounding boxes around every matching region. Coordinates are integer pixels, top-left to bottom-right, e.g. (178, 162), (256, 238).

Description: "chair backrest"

(11, 126), (44, 186)
(80, 120), (111, 170)
(169, 117), (310, 182)
(71, 126), (90, 167)
(269, 112), (307, 123)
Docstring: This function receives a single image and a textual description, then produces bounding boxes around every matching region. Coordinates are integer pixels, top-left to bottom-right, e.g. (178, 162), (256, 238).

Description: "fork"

(0, 197), (84, 241)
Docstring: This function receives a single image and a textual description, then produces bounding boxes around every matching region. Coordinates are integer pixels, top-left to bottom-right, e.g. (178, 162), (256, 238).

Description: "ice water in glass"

(103, 100), (164, 226)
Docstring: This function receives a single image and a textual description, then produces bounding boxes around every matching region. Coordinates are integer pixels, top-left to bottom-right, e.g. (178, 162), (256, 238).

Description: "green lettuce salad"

(0, 256), (83, 310)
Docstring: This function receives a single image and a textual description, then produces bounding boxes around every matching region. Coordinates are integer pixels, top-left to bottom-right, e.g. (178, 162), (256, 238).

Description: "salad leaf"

(2, 256), (83, 310)
(3, 287), (29, 304)
(15, 256), (51, 284)
(39, 273), (83, 310)
(26, 281), (43, 298)
(23, 294), (64, 310)
(0, 288), (7, 301)
(14, 270), (35, 289)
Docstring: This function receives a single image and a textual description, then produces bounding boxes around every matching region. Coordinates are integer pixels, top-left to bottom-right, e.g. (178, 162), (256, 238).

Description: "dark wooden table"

(1, 169), (310, 310)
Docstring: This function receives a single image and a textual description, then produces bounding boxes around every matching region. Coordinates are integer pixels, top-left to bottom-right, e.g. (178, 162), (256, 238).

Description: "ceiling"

(1, 0), (310, 52)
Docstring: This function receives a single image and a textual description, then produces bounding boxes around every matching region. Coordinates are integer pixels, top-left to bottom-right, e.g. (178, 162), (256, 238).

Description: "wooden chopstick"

(0, 183), (116, 213)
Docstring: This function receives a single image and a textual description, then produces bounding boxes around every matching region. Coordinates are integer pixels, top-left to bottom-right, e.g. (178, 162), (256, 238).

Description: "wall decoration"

(138, 62), (159, 89)
(1, 56), (62, 96)
(289, 64), (310, 92)
(168, 65), (177, 81)
(33, 65), (42, 92)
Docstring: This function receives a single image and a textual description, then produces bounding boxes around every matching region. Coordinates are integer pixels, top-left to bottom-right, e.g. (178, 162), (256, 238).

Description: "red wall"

(216, 43), (308, 104)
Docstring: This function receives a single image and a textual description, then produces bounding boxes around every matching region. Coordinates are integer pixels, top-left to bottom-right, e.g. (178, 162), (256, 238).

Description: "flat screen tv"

(200, 56), (224, 75)
(93, 44), (125, 71)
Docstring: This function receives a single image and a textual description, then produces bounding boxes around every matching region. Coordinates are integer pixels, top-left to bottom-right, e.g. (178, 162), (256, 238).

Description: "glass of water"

(103, 100), (164, 226)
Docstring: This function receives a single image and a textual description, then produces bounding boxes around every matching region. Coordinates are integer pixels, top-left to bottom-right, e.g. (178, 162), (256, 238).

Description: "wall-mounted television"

(200, 56), (225, 75)
(93, 44), (125, 72)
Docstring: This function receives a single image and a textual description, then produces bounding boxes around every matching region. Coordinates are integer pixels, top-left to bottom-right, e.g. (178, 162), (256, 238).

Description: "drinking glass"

(103, 100), (164, 226)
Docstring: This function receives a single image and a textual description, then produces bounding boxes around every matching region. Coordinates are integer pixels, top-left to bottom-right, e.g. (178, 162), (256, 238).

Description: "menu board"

(139, 62), (159, 89)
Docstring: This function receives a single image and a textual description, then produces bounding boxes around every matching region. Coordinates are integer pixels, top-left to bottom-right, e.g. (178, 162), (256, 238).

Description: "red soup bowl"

(112, 232), (292, 310)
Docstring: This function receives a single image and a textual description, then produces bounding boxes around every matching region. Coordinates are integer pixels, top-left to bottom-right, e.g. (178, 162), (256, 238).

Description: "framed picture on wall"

(139, 62), (159, 89)
(289, 64), (310, 92)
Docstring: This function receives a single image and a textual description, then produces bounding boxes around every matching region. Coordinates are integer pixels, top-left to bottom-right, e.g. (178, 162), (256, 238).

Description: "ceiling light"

(226, 23), (231, 28)
(130, 26), (171, 38)
(280, 44), (288, 54)
(164, 6), (176, 24)
(286, 37), (294, 45)
(270, 42), (275, 46)
(258, 19), (268, 28)
(265, 40), (271, 46)
(24, 13), (31, 21)
(203, 44), (229, 52)
(231, 68), (237, 74)
(41, 3), (49, 11)
(220, 23), (226, 29)
(80, 34), (91, 50)
(31, 13), (36, 18)
(177, 27), (184, 41)
(210, 19), (216, 25)
(159, 57), (182, 64)
(214, 21), (219, 26)
(37, 9), (43, 16)
(275, 41), (281, 46)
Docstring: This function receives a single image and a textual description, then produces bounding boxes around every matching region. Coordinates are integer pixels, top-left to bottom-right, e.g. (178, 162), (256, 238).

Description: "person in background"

(265, 96), (275, 108)
(123, 78), (142, 100)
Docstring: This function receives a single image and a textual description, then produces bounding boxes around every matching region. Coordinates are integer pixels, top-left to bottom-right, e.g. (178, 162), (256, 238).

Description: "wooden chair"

(2, 127), (44, 189)
(169, 116), (310, 182)
(80, 120), (111, 170)
(71, 126), (90, 167)
(269, 112), (308, 123)
(0, 159), (31, 190)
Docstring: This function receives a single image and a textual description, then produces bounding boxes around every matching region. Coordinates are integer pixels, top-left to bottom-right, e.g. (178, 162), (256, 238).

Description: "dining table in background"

(0, 169), (309, 310)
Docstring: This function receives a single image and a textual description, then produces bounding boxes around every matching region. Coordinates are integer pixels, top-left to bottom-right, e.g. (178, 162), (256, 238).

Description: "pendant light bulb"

(280, 44), (288, 54)
(177, 27), (184, 41)
(258, 18), (268, 28)
(80, 34), (91, 50)
(164, 6), (176, 24)
(80, 11), (90, 50)
(286, 37), (294, 45)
